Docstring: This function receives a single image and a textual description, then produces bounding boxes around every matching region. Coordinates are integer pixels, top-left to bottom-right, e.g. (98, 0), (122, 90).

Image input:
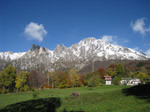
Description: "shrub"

(1, 89), (8, 94)
(24, 85), (29, 91)
(113, 76), (122, 85)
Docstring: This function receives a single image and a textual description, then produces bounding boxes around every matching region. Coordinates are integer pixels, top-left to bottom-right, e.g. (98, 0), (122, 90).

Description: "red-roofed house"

(104, 76), (112, 85)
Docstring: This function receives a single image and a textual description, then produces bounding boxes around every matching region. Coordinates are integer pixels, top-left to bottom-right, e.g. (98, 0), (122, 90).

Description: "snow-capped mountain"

(0, 51), (26, 60)
(70, 38), (147, 60)
(0, 37), (148, 71)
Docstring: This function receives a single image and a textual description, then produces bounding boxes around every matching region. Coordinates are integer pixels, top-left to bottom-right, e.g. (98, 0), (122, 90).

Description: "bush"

(100, 79), (105, 84)
(43, 84), (52, 89)
(0, 89), (8, 94)
(57, 84), (65, 88)
(88, 74), (101, 87)
(23, 85), (30, 91)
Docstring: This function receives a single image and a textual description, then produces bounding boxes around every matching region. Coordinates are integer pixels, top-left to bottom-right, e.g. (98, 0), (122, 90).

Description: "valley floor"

(0, 85), (150, 112)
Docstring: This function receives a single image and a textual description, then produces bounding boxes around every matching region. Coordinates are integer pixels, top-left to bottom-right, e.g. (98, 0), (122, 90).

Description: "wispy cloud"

(130, 18), (150, 36)
(101, 35), (129, 45)
(145, 49), (150, 58)
(24, 22), (47, 42)
(101, 35), (118, 44)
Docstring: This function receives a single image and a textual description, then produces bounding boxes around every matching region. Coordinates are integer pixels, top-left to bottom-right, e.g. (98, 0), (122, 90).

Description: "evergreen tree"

(113, 76), (122, 85)
(88, 71), (101, 87)
(116, 64), (125, 76)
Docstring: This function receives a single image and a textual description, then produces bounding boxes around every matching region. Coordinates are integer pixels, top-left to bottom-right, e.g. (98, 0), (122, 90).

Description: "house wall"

(106, 81), (112, 85)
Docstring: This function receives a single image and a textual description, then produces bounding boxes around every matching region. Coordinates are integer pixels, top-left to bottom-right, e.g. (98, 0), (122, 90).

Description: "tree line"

(0, 62), (150, 94)
(0, 66), (84, 93)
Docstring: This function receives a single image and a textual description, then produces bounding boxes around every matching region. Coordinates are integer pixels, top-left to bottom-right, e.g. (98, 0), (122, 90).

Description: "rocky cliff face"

(0, 37), (148, 72)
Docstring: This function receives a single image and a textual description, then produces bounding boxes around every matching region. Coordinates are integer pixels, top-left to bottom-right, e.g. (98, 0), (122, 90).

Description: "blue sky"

(0, 0), (150, 56)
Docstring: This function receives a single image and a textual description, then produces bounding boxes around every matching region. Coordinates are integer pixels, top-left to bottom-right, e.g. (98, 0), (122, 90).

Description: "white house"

(127, 79), (141, 86)
(104, 76), (112, 85)
(120, 78), (131, 85)
(120, 78), (141, 86)
(120, 80), (128, 85)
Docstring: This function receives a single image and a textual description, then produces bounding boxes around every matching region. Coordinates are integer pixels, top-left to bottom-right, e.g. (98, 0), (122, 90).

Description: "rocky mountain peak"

(0, 37), (149, 72)
(54, 44), (67, 54)
(31, 44), (40, 51)
(61, 44), (67, 50)
(30, 44), (47, 54)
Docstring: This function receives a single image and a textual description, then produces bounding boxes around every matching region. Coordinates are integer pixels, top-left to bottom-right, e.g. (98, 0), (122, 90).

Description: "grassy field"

(0, 85), (150, 112)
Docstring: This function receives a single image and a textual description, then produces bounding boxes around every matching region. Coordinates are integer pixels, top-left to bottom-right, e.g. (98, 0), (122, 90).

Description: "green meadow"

(0, 85), (150, 112)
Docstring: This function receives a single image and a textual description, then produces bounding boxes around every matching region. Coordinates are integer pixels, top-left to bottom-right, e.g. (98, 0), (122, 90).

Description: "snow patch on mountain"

(0, 52), (26, 60)
(0, 37), (148, 62)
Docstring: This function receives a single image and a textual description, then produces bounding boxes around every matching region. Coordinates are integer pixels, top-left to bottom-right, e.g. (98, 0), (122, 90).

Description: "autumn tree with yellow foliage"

(15, 71), (28, 92)
(69, 69), (82, 87)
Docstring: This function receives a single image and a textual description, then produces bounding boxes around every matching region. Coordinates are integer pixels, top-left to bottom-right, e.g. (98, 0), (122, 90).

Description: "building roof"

(104, 76), (112, 81)
(104, 76), (112, 78)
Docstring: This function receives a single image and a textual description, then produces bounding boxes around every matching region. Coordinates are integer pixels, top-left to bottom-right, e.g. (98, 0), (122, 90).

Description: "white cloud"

(24, 22), (47, 42)
(131, 18), (150, 36)
(101, 35), (129, 45)
(145, 49), (150, 58)
(101, 35), (117, 44)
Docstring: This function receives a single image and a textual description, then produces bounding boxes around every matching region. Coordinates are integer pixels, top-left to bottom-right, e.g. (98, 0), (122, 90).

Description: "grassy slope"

(0, 86), (150, 112)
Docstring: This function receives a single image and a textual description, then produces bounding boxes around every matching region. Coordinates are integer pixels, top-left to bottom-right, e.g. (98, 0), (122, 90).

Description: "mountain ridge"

(0, 37), (149, 72)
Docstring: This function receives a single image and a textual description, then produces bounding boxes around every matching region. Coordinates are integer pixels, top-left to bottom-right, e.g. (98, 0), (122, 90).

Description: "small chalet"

(104, 76), (112, 85)
(120, 78), (131, 85)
